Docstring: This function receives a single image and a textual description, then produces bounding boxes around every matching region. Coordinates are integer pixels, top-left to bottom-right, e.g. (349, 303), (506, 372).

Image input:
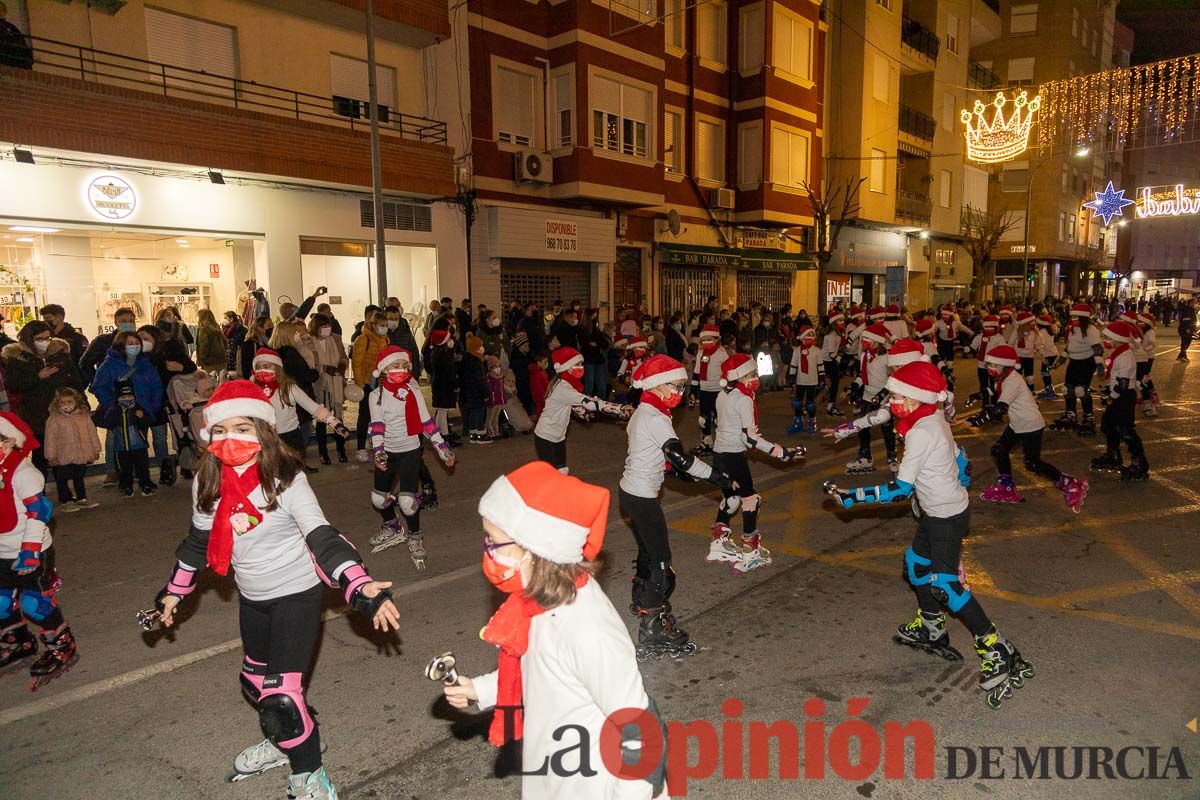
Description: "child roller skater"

(1091, 321), (1150, 481)
(621, 355), (734, 658)
(533, 347), (631, 473)
(365, 347), (455, 565)
(1011, 311), (1038, 393)
(1051, 303), (1102, 435)
(787, 325), (824, 434)
(691, 324), (727, 455)
(1035, 314), (1061, 400)
(824, 362), (1032, 709)
(968, 345), (1088, 512)
(966, 315), (1003, 408)
(1137, 312), (1159, 416)
(846, 323), (895, 474)
(251, 348), (348, 460)
(710, 354), (802, 572)
(935, 305), (969, 368)
(616, 335), (650, 407)
(148, 381), (401, 799)
(0, 412), (76, 690)
(821, 307), (846, 417)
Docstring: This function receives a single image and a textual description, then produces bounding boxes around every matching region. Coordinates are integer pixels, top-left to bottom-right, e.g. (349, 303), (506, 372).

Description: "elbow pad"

(847, 479), (914, 506)
(956, 447), (972, 488)
(662, 438), (697, 475)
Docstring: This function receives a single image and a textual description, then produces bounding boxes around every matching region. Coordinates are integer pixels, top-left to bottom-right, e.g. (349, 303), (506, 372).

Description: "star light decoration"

(1082, 181), (1134, 226)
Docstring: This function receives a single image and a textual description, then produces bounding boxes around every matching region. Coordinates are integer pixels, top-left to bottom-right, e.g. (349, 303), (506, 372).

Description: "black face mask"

(157, 320), (174, 333)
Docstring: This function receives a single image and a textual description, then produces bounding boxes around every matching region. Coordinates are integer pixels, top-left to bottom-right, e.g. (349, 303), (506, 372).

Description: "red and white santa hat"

(1117, 309), (1138, 325)
(850, 306), (866, 321)
(940, 304), (956, 318)
(373, 345), (412, 377)
(798, 324), (816, 341)
(478, 461), (610, 564)
(429, 328), (451, 346)
(252, 347), (283, 369)
(0, 411), (37, 451)
(632, 354), (688, 390)
(984, 344), (1020, 369)
(1037, 313), (1056, 327)
(1070, 303), (1092, 318)
(699, 324), (721, 340)
(552, 346), (584, 373)
(627, 335), (649, 351)
(868, 306), (886, 321)
(886, 361), (950, 405)
(719, 353), (757, 387)
(999, 305), (1014, 318)
(914, 318), (934, 338)
(887, 337), (928, 367)
(1138, 312), (1157, 327)
(1103, 321), (1139, 343)
(1016, 311), (1035, 326)
(885, 304), (901, 317)
(827, 307), (844, 325)
(202, 379), (275, 440)
(982, 314), (1000, 329)
(861, 322), (891, 345)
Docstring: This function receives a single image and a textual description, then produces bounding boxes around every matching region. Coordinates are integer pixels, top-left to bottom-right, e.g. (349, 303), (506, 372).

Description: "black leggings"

(976, 367), (994, 407)
(1137, 360), (1155, 400)
(239, 584), (324, 773)
(356, 391), (372, 450)
(991, 426), (1061, 483)
(533, 435), (567, 470)
(373, 449), (423, 531)
(1063, 358), (1095, 416)
(315, 422), (346, 460)
(713, 451), (757, 533)
(53, 464), (88, 502)
(793, 384), (819, 417)
(1101, 390), (1147, 467)
(936, 339), (955, 363)
(620, 489), (674, 611)
(1020, 356), (1035, 385)
(857, 399), (895, 460)
(698, 389), (718, 438)
(909, 511), (990, 636)
(824, 359), (841, 404)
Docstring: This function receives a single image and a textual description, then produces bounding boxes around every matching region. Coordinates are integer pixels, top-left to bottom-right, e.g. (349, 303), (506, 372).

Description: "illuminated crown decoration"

(961, 90), (1041, 164)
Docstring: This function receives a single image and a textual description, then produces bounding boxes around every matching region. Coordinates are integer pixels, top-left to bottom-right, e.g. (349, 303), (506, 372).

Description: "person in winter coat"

(43, 387), (101, 510)
(445, 462), (666, 800)
(79, 307), (139, 384)
(484, 355), (505, 440)
(579, 318), (610, 399)
(155, 307), (193, 352)
(136, 325), (194, 487)
(528, 353), (550, 420)
(308, 313), (349, 464)
(460, 333), (491, 444)
(39, 304), (89, 365)
(91, 333), (164, 492)
(270, 320), (322, 469)
(105, 380), (156, 496)
(194, 309), (228, 373)
(508, 332), (534, 414)
(351, 311), (390, 460)
(477, 309), (509, 361)
(240, 317), (274, 380)
(221, 311), (247, 373)
(384, 305), (422, 380)
(425, 328), (460, 446)
(5, 321), (87, 476)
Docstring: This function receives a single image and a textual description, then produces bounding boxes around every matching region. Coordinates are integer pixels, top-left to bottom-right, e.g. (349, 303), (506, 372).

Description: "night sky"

(1116, 0), (1200, 64)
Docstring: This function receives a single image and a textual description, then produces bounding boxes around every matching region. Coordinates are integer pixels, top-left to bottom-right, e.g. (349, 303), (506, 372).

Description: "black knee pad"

(990, 442), (1006, 460)
(259, 691), (307, 744)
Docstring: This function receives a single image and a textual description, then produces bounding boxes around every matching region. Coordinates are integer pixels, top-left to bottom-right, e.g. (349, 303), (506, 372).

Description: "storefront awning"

(659, 243), (816, 271)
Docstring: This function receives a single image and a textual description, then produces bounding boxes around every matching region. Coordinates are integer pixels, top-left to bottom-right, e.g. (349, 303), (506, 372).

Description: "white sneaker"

(355, 449), (370, 463)
(369, 521), (406, 548)
(58, 500), (80, 513)
(289, 767), (338, 800)
(706, 535), (741, 563)
(227, 738), (287, 782)
(75, 498), (100, 509)
(732, 547), (772, 574)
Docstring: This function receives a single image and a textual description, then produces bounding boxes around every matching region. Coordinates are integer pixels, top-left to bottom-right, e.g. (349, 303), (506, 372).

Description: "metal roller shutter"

(144, 6), (238, 95)
(661, 266), (720, 315)
(737, 271), (792, 310)
(330, 53), (397, 110)
(500, 260), (591, 311)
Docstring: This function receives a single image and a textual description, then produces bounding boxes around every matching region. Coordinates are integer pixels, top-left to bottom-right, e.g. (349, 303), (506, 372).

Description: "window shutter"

(740, 6), (764, 72)
(593, 75), (620, 113)
(664, 111), (678, 171)
(497, 67), (534, 143)
(773, 12), (792, 74)
(790, 132), (808, 187)
(555, 72), (573, 147)
(771, 128), (789, 185)
(622, 85), (650, 123)
(1007, 57), (1035, 82)
(739, 123), (762, 186)
(145, 7), (238, 80)
(697, 120), (722, 181)
(331, 54), (396, 109)
(939, 170), (952, 207)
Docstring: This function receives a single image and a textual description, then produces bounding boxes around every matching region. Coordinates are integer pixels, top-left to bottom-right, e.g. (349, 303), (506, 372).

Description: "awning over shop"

(659, 243), (816, 271)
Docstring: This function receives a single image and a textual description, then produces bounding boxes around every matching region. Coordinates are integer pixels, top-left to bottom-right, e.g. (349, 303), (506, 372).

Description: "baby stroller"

(166, 370), (219, 479)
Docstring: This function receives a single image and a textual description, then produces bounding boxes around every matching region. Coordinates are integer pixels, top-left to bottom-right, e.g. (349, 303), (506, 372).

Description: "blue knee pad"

(904, 547), (932, 586)
(791, 398), (802, 414)
(930, 572), (972, 612)
(0, 587), (16, 619)
(19, 589), (56, 622)
(805, 402), (816, 417)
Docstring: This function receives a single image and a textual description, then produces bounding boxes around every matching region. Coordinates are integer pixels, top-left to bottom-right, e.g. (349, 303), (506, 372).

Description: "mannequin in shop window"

(135, 325), (195, 488)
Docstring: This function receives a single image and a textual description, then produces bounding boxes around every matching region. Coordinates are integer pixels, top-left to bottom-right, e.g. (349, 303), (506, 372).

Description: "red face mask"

(889, 399), (914, 420)
(701, 340), (719, 354)
(741, 378), (761, 394)
(568, 367), (585, 380)
(253, 370), (277, 387)
(482, 549), (525, 594)
(384, 368), (411, 387)
(659, 388), (684, 408)
(208, 432), (262, 466)
(987, 366), (1002, 379)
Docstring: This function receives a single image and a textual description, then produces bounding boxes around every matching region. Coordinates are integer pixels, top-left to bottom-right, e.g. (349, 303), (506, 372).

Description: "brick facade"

(328, 0), (451, 40)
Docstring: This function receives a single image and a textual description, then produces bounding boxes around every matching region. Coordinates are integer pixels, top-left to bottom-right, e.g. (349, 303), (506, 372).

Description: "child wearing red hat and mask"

(1090, 321), (1150, 480)
(965, 315), (1005, 410)
(690, 324), (727, 454)
(533, 347), (632, 474)
(1049, 303), (1103, 435)
(844, 323), (895, 474)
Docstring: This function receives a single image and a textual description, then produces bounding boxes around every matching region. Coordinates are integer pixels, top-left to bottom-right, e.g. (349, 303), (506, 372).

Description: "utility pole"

(365, 0), (387, 303)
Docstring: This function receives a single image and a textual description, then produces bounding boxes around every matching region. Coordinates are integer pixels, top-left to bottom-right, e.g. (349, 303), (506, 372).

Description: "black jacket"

(55, 323), (89, 365)
(549, 319), (581, 352)
(387, 320), (422, 379)
(428, 346), (458, 409)
(459, 354), (488, 409)
(80, 331), (118, 384)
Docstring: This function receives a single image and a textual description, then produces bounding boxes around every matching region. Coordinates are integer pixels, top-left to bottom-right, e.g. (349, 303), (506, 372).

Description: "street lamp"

(1022, 147), (1089, 297)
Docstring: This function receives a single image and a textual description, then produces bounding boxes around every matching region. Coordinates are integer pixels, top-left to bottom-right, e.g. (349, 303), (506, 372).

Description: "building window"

(665, 109), (683, 174)
(1082, 19), (1089, 50)
(1010, 4), (1038, 36)
(1061, 163), (1069, 192)
(697, 1), (727, 66)
(592, 74), (651, 158)
(553, 71), (574, 149)
(773, 6), (813, 82)
(872, 53), (889, 102)
(1001, 162), (1029, 192)
(939, 169), (952, 208)
(1068, 214), (1077, 244)
(696, 119), (724, 182)
(739, 4), (765, 74)
(665, 0), (686, 51)
(1072, 8), (1079, 38)
(739, 121), (763, 188)
(769, 125), (809, 189)
(869, 148), (886, 193)
(875, 0), (892, 10)
(496, 65), (537, 147)
(942, 92), (955, 131)
(1007, 56), (1035, 83)
(946, 13), (959, 55)
(330, 53), (397, 121)
(1058, 211), (1067, 242)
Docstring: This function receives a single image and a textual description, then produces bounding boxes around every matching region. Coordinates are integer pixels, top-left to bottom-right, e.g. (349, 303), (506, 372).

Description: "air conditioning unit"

(710, 187), (736, 209)
(514, 150), (553, 184)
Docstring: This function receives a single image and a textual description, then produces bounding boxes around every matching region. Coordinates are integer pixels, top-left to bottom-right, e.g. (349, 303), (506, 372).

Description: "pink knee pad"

(258, 672), (315, 750)
(239, 654), (267, 702)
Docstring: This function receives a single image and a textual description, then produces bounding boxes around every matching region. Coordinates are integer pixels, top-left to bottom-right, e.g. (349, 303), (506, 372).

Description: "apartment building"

(441, 0), (825, 316)
(971, 0), (1118, 300)
(824, 0), (999, 310)
(0, 0), (457, 340)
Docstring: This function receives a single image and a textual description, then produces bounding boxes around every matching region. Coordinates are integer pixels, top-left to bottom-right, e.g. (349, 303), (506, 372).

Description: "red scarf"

(1106, 343), (1130, 377)
(799, 342), (815, 375)
(561, 371), (584, 393)
(895, 402), (939, 437)
(735, 382), (758, 423)
(0, 440), (34, 532)
(207, 463), (263, 576)
(640, 390), (674, 417)
(383, 378), (423, 435)
(482, 574), (590, 746)
(977, 333), (996, 363)
(860, 349), (873, 382)
(699, 345), (719, 380)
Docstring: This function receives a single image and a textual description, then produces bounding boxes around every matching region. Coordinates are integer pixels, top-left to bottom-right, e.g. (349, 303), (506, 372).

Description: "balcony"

(898, 104), (937, 142)
(899, 17), (939, 73)
(968, 60), (1000, 90)
(896, 190), (932, 225)
(970, 0), (1002, 47)
(249, 0), (450, 46)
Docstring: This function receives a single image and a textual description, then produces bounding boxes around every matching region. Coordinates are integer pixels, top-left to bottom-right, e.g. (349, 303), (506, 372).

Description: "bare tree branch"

(802, 177), (866, 311)
(960, 203), (1018, 302)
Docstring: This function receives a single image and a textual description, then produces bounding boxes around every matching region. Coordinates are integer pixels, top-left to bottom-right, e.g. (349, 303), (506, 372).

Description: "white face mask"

(319, 327), (332, 338)
(140, 339), (155, 353)
(375, 325), (389, 336)
(34, 339), (50, 353)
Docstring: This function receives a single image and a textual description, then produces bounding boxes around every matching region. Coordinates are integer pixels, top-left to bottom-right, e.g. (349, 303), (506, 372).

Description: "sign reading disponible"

(545, 220), (579, 253)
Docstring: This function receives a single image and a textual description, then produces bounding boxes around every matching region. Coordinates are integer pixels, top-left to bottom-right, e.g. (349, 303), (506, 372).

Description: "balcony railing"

(899, 104), (937, 141)
(901, 17), (940, 61)
(21, 36), (448, 145)
(968, 60), (1000, 89)
(896, 190), (932, 224)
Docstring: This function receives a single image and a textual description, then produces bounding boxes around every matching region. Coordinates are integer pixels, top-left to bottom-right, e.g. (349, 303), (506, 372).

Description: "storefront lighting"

(15, 237), (34, 243)
(10, 226), (59, 233)
(1075, 147), (1090, 158)
(175, 238), (189, 244)
(12, 147), (34, 165)
(207, 170), (226, 185)
(918, 230), (930, 239)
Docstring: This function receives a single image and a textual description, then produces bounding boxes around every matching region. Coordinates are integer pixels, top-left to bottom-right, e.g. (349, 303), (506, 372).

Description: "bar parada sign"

(1135, 184), (1200, 219)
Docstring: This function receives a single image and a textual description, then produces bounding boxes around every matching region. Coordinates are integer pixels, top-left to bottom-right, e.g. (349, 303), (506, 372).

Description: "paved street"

(2, 335), (1199, 800)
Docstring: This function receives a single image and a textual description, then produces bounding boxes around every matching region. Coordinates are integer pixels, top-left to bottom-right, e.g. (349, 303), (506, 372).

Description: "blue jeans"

(584, 363), (607, 399)
(105, 423), (169, 471)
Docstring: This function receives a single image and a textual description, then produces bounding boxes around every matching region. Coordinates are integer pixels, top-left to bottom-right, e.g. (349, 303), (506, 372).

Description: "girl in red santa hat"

(1009, 311), (1039, 393)
(533, 347), (631, 474)
(250, 348), (347, 472)
(820, 307), (847, 417)
(966, 315), (1005, 410)
(0, 411), (76, 691)
(365, 346), (456, 567)
(1090, 321), (1150, 480)
(1034, 313), (1061, 400)
(709, 354), (801, 573)
(616, 335), (651, 407)
(690, 324), (727, 455)
(149, 380), (400, 799)
(935, 305), (970, 369)
(1136, 312), (1159, 416)
(786, 324), (824, 435)
(1049, 303), (1103, 436)
(621, 355), (734, 658)
(444, 461), (666, 800)
(825, 362), (1032, 709)
(844, 323), (895, 474)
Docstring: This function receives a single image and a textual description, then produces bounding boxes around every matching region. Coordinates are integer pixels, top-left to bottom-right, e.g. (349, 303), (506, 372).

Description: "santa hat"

(430, 328), (451, 346)
(798, 324), (816, 341)
(478, 461), (610, 564)
(861, 323), (891, 345)
(1117, 309), (1138, 325)
(885, 304), (901, 317)
(984, 344), (1020, 369)
(613, 337), (629, 349)
(627, 335), (649, 350)
(373, 345), (412, 377)
(914, 318), (934, 338)
(827, 307), (844, 325)
(0, 411), (37, 451)
(999, 305), (1014, 318)
(1036, 314), (1055, 327)
(940, 305), (956, 317)
(699, 324), (721, 340)
(251, 348), (282, 369)
(886, 361), (949, 405)
(982, 315), (1000, 329)
(1070, 303), (1092, 318)
(850, 306), (866, 321)
(868, 306), (886, 321)
(719, 353), (756, 387)
(1015, 311), (1035, 326)
(1103, 321), (1138, 343)
(631, 354), (687, 390)
(552, 347), (584, 373)
(202, 379), (275, 440)
(887, 337), (928, 367)
(1138, 312), (1157, 327)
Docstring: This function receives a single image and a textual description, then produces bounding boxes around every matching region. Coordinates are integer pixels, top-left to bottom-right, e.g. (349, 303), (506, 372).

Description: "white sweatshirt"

(621, 403), (709, 498)
(861, 352), (889, 401)
(534, 380), (615, 443)
(820, 331), (842, 363)
(692, 346), (728, 392)
(1065, 325), (1102, 361)
(970, 333), (1006, 367)
(268, 385), (330, 435)
(0, 459), (49, 560)
(1107, 348), (1137, 395)
(368, 380), (441, 454)
(997, 371), (1044, 434)
(884, 319), (910, 341)
(1036, 329), (1059, 360)
(1140, 327), (1156, 360)
(845, 323), (863, 356)
(896, 412), (969, 519)
(714, 388), (778, 455)
(1013, 324), (1037, 358)
(789, 344), (824, 386)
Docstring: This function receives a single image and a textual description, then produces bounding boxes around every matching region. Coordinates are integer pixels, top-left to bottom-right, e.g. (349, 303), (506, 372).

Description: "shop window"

(359, 199), (433, 232)
(1010, 4), (1038, 36)
(740, 4), (765, 74)
(665, 0), (686, 51)
(697, 0), (727, 66)
(665, 109), (683, 174)
(869, 148), (886, 193)
(770, 125), (809, 189)
(773, 5), (813, 82)
(696, 119), (725, 183)
(330, 53), (396, 123)
(739, 121), (763, 188)
(592, 74), (651, 159)
(496, 64), (538, 147)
